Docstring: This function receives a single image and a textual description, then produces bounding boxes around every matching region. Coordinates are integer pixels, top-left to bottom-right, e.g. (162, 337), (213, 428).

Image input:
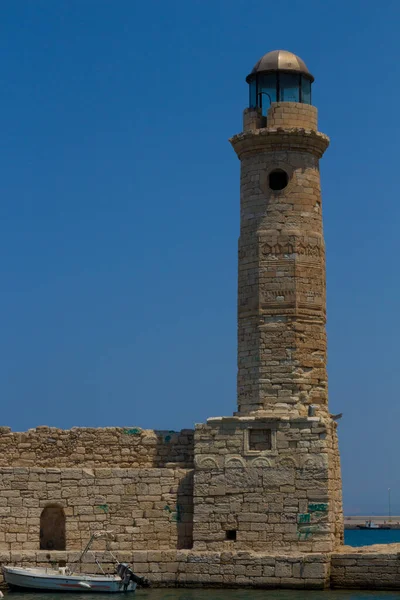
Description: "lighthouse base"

(192, 414), (343, 553)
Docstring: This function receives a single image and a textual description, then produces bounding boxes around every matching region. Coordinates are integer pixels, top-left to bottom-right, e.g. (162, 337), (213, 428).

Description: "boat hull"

(3, 566), (137, 593)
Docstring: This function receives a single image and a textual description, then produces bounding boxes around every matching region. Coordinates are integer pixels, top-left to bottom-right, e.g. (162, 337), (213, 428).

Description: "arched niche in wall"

(40, 504), (66, 550)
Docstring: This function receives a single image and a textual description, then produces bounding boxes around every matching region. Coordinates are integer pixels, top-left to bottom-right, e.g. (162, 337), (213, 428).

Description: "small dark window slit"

(269, 169), (288, 191)
(226, 530), (237, 541)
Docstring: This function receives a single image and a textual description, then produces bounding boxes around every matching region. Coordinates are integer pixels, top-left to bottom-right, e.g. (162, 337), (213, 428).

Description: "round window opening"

(269, 169), (289, 191)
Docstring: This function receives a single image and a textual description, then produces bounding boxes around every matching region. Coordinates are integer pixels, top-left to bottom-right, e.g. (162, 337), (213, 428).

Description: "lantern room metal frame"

(247, 70), (313, 114)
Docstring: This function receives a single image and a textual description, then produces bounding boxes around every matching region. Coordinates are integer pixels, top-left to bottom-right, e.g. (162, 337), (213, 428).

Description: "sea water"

(4, 589), (400, 600)
(344, 528), (400, 547)
(4, 531), (400, 600)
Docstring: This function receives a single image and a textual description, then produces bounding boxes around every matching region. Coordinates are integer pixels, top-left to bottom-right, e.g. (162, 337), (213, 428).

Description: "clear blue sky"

(0, 0), (399, 516)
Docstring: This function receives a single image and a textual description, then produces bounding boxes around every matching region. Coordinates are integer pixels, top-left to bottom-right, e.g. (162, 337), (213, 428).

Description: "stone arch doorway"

(40, 505), (66, 550)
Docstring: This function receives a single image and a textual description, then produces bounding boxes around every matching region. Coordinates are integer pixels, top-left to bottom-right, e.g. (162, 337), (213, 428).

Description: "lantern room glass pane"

(249, 78), (257, 107)
(279, 73), (300, 102)
(257, 73), (277, 116)
(301, 77), (311, 104)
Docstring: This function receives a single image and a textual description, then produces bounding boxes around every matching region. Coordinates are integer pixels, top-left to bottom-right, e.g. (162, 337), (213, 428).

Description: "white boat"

(2, 565), (137, 593)
(2, 531), (149, 593)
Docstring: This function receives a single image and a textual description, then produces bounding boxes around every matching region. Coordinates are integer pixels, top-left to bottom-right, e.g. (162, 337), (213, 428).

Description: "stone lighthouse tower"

(235, 50), (328, 418)
(193, 50), (343, 553)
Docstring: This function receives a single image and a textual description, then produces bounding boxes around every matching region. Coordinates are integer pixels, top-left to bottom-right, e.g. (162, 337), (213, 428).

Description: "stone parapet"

(243, 107), (265, 131)
(0, 427), (194, 469)
(267, 103), (318, 131)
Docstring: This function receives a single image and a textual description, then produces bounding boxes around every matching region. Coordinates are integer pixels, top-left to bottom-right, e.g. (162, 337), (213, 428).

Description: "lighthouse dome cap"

(247, 50), (314, 82)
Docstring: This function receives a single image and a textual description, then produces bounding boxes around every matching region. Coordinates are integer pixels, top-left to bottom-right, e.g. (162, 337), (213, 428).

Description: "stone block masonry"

(0, 467), (193, 552)
(331, 549), (400, 590)
(0, 427), (195, 554)
(0, 426), (194, 468)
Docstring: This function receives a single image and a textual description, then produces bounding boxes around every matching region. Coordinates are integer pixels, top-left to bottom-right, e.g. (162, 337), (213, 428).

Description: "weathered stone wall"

(0, 550), (330, 589)
(192, 415), (342, 553)
(0, 427), (194, 468)
(0, 467), (193, 552)
(331, 549), (400, 589)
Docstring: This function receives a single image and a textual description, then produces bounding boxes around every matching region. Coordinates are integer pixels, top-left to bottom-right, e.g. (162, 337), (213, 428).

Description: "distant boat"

(357, 520), (390, 530)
